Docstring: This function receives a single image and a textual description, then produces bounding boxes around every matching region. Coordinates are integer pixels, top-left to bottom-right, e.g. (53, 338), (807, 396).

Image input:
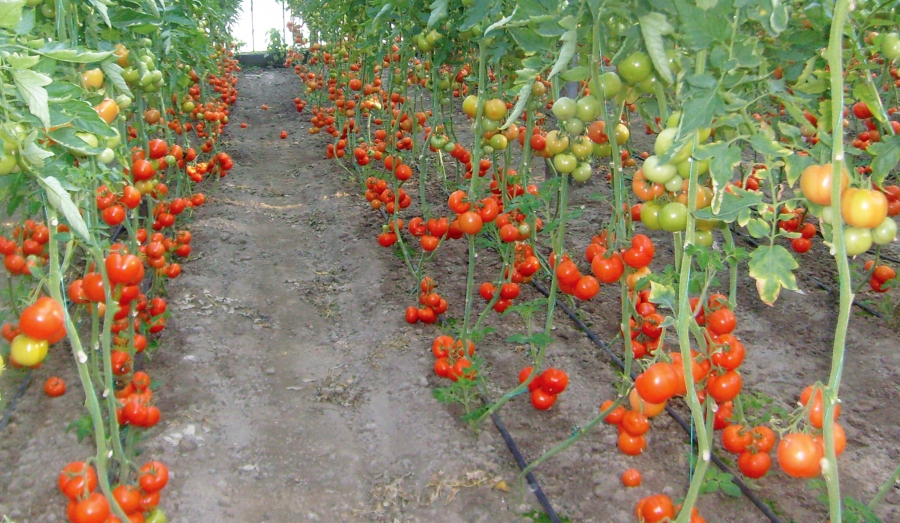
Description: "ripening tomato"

(706, 307), (736, 336)
(721, 424), (752, 454)
(635, 494), (675, 523)
(738, 450), (771, 479)
(457, 211), (483, 235)
(601, 399), (626, 424)
(706, 370), (743, 402)
(10, 334), (49, 367)
(841, 188), (888, 229)
(44, 376), (66, 397)
(622, 410), (650, 436)
(799, 163), (848, 206)
(19, 296), (65, 341)
(635, 363), (679, 404)
(618, 431), (646, 456)
(59, 462), (98, 501)
(777, 433), (823, 478)
(139, 461), (169, 493)
(530, 388), (557, 410)
(541, 368), (569, 394)
(70, 492), (110, 523)
(621, 468), (642, 487)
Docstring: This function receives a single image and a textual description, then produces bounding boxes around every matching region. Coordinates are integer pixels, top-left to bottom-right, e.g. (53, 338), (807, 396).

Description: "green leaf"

(427, 0), (447, 30)
(36, 176), (90, 242)
(648, 281), (677, 311)
(48, 127), (106, 155)
(34, 45), (113, 63)
(868, 135), (900, 188)
(0, 0), (24, 29)
(88, 0), (111, 26)
(695, 187), (764, 223)
(720, 477), (743, 497)
(502, 74), (534, 129)
(370, 3), (393, 29)
(547, 29), (576, 79)
(56, 99), (117, 137)
(509, 27), (552, 54)
(561, 66), (589, 82)
(460, 1), (493, 31)
(784, 153), (814, 186)
(11, 68), (51, 128)
(708, 144), (742, 213)
(749, 133), (792, 158)
(14, 5), (32, 33)
(485, 7), (517, 36)
(748, 244), (798, 305)
(697, 0), (717, 8)
(22, 138), (53, 167)
(100, 60), (132, 98)
(639, 13), (674, 84)
(680, 88), (719, 136)
(746, 218), (769, 238)
(852, 83), (885, 123)
(7, 54), (40, 70)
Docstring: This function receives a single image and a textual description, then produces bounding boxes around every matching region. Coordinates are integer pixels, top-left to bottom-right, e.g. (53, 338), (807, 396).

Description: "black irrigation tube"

(489, 407), (563, 523)
(375, 207), (563, 522)
(0, 370), (33, 433)
(531, 279), (784, 523)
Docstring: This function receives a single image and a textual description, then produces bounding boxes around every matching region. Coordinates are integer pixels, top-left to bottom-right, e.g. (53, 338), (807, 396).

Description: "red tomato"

(777, 433), (823, 478)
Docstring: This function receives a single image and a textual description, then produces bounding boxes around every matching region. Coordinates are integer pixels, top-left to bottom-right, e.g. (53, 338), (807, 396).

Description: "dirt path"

(143, 68), (532, 522)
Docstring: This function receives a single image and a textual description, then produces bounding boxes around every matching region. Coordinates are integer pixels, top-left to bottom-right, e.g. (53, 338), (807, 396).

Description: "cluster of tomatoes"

(864, 260), (896, 292)
(366, 176), (413, 216)
(405, 277), (449, 325)
(431, 334), (476, 382)
(2, 296), (66, 369)
(517, 366), (569, 410)
(799, 162), (897, 256)
(115, 371), (160, 429)
(0, 220), (54, 276)
(774, 385), (847, 480)
(58, 460), (169, 523)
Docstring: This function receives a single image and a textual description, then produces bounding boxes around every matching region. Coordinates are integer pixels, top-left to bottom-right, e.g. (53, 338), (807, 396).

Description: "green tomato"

(676, 157), (709, 178)
(116, 94), (133, 111)
(637, 75), (658, 95)
(564, 118), (584, 135)
(551, 97), (577, 121)
(553, 153), (578, 173)
(145, 509), (167, 523)
(481, 119), (500, 132)
(593, 142), (612, 157)
(600, 72), (622, 99)
(430, 134), (448, 149)
(666, 111), (682, 129)
(640, 201), (662, 230)
(97, 148), (115, 165)
(488, 133), (508, 150)
(665, 49), (682, 74)
(106, 128), (121, 149)
(571, 162), (593, 182)
(576, 96), (601, 121)
(617, 52), (652, 85)
(658, 202), (688, 232)
(654, 128), (693, 164)
(570, 137), (594, 160)
(122, 67), (140, 84)
(844, 227), (873, 256)
(872, 217), (897, 245)
(0, 152), (18, 175)
(881, 33), (900, 61)
(443, 142), (456, 153)
(615, 123), (630, 145)
(695, 230), (713, 247)
(642, 155), (677, 184)
(10, 334), (49, 367)
(664, 174), (684, 192)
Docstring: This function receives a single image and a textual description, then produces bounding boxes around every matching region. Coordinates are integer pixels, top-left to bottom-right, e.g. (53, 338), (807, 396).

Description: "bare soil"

(2, 66), (900, 523)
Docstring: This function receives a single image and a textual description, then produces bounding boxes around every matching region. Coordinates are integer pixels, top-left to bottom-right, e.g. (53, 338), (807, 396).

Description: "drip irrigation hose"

(489, 406), (563, 523)
(375, 203), (562, 520)
(0, 370), (33, 433)
(530, 280), (784, 523)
